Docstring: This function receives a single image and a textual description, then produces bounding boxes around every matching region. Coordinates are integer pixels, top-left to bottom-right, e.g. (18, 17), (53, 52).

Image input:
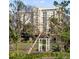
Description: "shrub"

(9, 52), (70, 59)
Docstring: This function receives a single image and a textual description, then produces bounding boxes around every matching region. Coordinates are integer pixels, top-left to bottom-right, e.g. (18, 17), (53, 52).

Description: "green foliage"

(66, 47), (70, 52)
(9, 26), (19, 43)
(16, 0), (26, 11)
(54, 0), (70, 7)
(50, 17), (58, 25)
(61, 0), (70, 7)
(9, 0), (26, 12)
(49, 0), (70, 52)
(25, 23), (34, 36)
(52, 43), (60, 52)
(54, 1), (58, 6)
(54, 0), (70, 14)
(60, 31), (69, 39)
(9, 52), (70, 59)
(9, 0), (29, 43)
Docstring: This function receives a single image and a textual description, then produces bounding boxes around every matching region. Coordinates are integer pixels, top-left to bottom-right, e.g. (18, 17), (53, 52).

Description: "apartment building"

(34, 8), (58, 34)
(20, 7), (68, 35)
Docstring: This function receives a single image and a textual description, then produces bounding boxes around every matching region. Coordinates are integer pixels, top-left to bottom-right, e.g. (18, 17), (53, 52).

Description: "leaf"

(54, 1), (58, 6)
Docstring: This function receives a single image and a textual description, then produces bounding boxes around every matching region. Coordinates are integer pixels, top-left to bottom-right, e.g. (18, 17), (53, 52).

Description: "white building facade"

(20, 8), (58, 34)
(37, 8), (58, 34)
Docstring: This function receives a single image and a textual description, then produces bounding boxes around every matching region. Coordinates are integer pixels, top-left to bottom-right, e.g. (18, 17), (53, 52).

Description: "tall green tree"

(50, 0), (70, 52)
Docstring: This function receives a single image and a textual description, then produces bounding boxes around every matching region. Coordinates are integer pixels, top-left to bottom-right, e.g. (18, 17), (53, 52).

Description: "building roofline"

(38, 7), (57, 11)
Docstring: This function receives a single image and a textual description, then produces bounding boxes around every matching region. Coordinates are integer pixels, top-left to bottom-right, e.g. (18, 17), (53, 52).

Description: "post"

(48, 38), (50, 51)
(46, 38), (50, 52)
(38, 38), (40, 52)
(46, 38), (48, 52)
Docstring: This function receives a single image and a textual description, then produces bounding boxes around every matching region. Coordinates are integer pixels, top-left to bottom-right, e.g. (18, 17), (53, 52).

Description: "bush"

(9, 52), (70, 59)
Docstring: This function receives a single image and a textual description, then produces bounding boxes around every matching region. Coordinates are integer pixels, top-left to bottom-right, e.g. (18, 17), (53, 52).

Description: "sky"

(10, 0), (70, 8)
(22, 0), (64, 8)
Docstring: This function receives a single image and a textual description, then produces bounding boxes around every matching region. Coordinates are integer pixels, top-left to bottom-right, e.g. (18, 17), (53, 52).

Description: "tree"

(9, 0), (26, 37)
(9, 0), (26, 55)
(50, 0), (70, 52)
(54, 0), (70, 15)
